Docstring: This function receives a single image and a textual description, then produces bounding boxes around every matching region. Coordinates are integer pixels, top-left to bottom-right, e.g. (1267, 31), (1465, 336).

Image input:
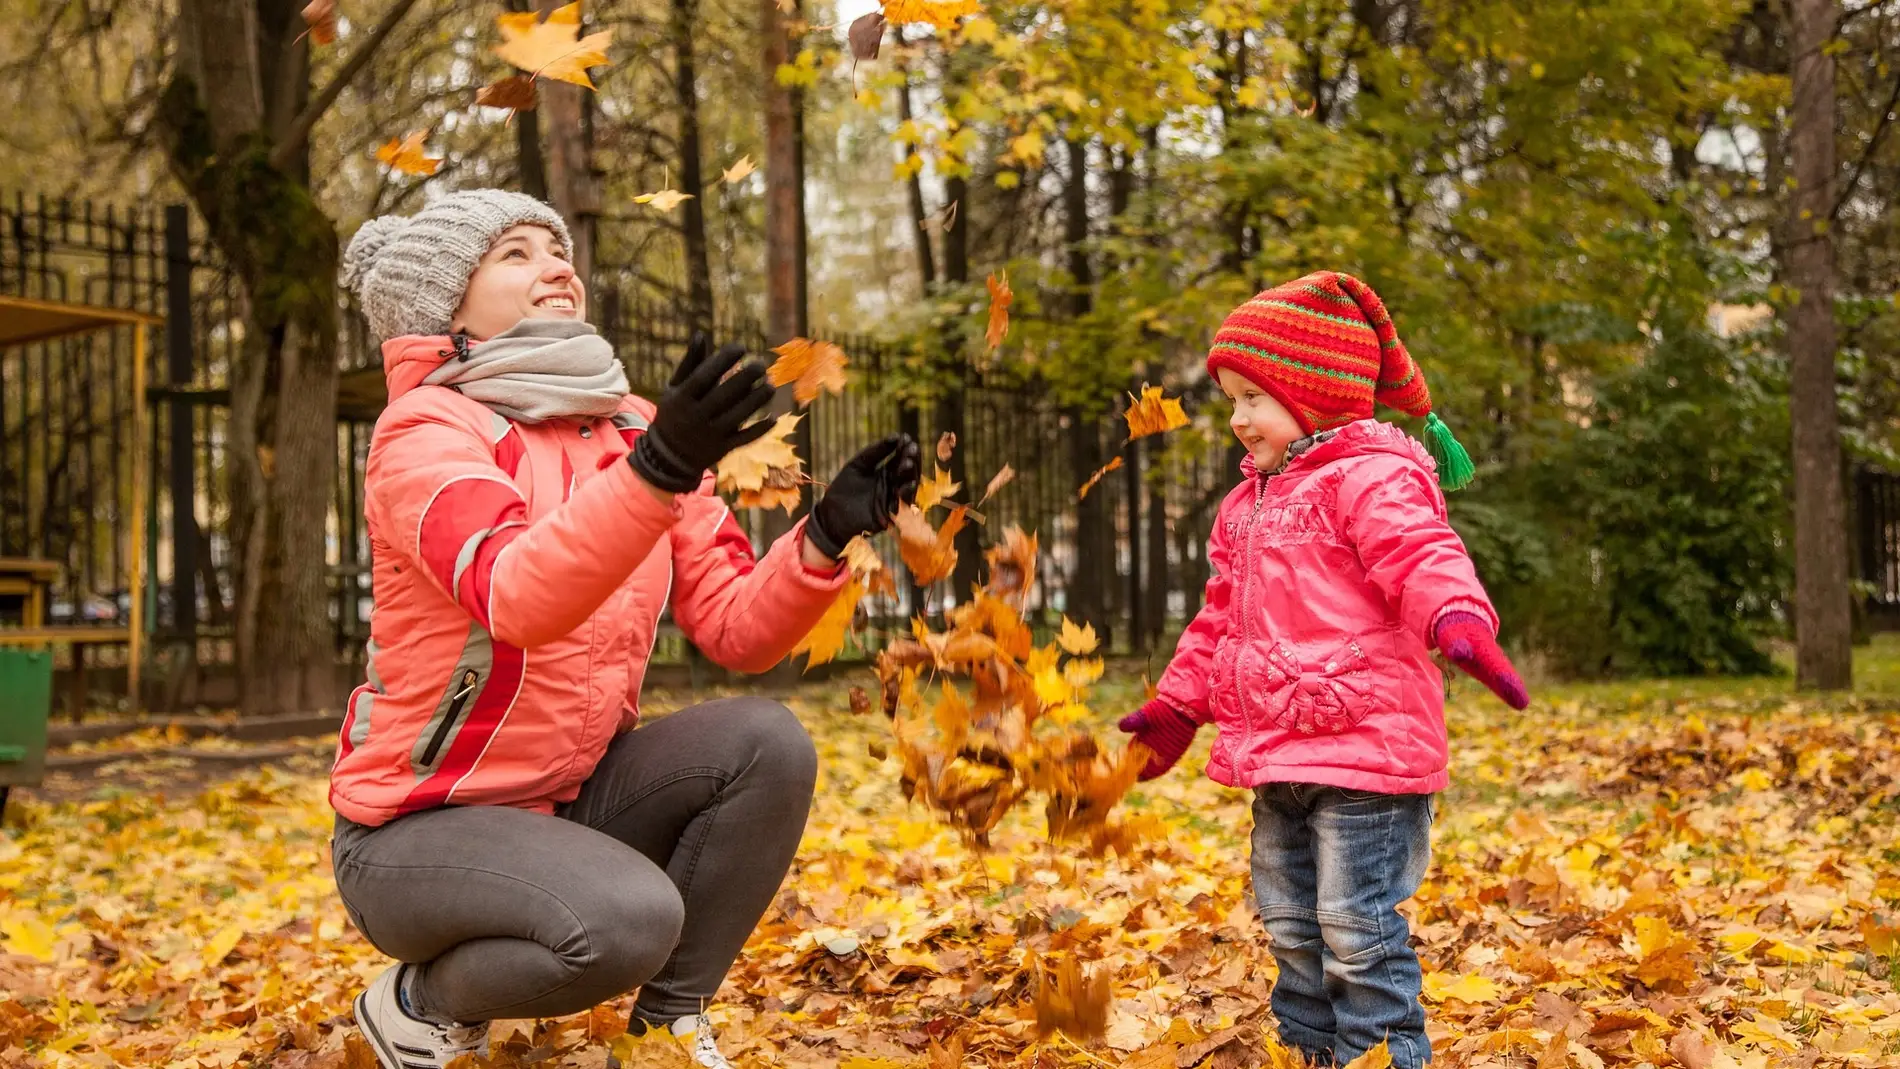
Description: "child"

(1118, 271), (1528, 1069)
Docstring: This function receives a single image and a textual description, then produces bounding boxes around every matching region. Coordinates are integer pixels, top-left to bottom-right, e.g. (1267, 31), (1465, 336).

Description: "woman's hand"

(629, 333), (776, 495)
(805, 434), (923, 561)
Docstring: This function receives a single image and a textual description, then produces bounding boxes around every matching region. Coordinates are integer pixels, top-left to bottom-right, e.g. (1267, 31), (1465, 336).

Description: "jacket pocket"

(1241, 636), (1379, 736)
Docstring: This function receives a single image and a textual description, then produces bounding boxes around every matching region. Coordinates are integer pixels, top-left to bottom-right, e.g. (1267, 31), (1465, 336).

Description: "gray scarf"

(425, 319), (630, 423)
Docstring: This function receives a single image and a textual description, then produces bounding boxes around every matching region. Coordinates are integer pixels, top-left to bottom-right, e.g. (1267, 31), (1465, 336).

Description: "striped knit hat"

(1207, 270), (1475, 489)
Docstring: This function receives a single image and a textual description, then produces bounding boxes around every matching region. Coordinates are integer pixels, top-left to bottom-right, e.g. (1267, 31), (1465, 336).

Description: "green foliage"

(1460, 317), (1791, 677)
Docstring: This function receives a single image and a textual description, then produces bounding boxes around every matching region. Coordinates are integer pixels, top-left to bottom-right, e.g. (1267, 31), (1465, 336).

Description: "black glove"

(807, 434), (923, 560)
(630, 332), (776, 494)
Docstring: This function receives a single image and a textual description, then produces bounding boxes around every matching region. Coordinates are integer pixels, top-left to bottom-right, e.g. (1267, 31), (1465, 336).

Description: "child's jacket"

(328, 334), (845, 827)
(1155, 419), (1498, 794)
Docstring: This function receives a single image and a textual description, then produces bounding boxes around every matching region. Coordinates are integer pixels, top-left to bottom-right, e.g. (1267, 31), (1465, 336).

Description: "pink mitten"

(1434, 612), (1530, 709)
(1117, 699), (1200, 780)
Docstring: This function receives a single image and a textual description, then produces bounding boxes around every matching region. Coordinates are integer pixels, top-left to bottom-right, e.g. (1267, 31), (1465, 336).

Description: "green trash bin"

(0, 647), (52, 820)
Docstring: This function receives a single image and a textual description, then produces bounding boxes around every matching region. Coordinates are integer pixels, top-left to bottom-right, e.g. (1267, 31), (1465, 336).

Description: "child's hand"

(1434, 612), (1530, 709)
(1117, 700), (1200, 780)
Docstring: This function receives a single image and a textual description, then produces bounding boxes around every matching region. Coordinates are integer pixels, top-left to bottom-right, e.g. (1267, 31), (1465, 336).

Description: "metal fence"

(3, 191), (1241, 711)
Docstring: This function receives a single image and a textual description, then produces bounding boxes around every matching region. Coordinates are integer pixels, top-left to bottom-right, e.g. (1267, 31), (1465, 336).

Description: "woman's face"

(450, 224), (587, 340)
(1218, 368), (1307, 469)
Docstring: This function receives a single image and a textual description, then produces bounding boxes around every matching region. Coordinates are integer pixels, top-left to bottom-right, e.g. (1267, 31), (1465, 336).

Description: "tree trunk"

(538, 0), (601, 281)
(1061, 136), (1111, 641)
(671, 0), (714, 330)
(897, 29), (936, 293)
(506, 0), (548, 199)
(1788, 0), (1853, 689)
(158, 0), (416, 715)
(936, 173), (981, 602)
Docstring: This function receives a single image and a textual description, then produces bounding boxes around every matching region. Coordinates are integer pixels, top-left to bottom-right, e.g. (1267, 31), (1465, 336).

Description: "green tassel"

(1422, 412), (1476, 491)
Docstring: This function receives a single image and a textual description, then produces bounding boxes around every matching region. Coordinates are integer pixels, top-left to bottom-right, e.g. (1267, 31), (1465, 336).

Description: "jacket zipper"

(421, 669), (479, 767)
(1234, 472), (1271, 762)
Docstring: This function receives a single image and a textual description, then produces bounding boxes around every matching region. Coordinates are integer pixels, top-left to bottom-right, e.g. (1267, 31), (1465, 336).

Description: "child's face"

(451, 224), (587, 340)
(1218, 368), (1306, 470)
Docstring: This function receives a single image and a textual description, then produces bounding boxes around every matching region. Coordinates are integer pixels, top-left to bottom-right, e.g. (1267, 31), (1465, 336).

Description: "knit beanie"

(1206, 270), (1475, 489)
(340, 189), (574, 342)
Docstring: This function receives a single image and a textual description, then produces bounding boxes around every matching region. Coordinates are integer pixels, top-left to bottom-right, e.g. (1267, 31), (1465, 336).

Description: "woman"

(328, 189), (921, 1069)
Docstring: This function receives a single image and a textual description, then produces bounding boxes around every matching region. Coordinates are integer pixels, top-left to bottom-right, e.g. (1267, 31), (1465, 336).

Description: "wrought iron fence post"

(164, 205), (199, 639)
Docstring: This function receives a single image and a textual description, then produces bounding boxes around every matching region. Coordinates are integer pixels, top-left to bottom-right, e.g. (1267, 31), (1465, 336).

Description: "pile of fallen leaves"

(5, 679), (1900, 1068)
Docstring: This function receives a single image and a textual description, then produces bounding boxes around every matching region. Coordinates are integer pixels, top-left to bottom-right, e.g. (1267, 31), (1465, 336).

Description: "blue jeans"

(1251, 783), (1435, 1069)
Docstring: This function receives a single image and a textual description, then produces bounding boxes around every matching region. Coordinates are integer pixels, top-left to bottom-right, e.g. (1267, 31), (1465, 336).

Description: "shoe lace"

(677, 1015), (731, 1069)
(431, 1019), (488, 1053)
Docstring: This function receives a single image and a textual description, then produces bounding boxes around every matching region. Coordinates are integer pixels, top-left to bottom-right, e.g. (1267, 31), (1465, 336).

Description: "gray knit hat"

(340, 189), (574, 342)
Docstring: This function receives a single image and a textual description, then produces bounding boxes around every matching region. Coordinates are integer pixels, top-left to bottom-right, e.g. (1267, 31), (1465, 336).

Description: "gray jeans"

(330, 697), (817, 1024)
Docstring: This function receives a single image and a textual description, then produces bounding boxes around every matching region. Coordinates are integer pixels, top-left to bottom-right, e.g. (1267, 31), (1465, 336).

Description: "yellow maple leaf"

(0, 913), (59, 962)
(767, 337), (849, 406)
(842, 535), (884, 578)
(635, 188), (695, 212)
(494, 1), (614, 89)
(1124, 385), (1189, 440)
(1340, 1041), (1393, 1069)
(794, 578), (864, 668)
(915, 466), (960, 511)
(721, 154), (758, 184)
(1422, 971), (1502, 1004)
(1057, 617), (1098, 656)
(715, 412), (803, 512)
(374, 131), (441, 176)
(203, 922), (246, 968)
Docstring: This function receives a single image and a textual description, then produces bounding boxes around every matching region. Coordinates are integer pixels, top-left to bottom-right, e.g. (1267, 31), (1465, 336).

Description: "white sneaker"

(353, 963), (489, 1069)
(608, 1013), (733, 1069)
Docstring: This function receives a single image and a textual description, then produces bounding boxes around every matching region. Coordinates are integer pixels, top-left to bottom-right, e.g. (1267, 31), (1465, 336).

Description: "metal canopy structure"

(0, 294), (161, 713)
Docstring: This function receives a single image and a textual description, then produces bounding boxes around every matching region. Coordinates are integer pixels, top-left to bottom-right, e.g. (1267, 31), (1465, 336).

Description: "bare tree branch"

(268, 0), (428, 172)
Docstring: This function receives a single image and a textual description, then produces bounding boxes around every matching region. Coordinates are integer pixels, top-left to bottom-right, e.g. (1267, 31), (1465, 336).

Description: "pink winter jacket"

(1154, 419), (1499, 795)
(328, 335), (846, 826)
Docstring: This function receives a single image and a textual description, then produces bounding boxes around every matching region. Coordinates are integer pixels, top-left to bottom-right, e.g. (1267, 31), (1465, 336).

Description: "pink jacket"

(329, 335), (846, 826)
(1155, 419), (1498, 794)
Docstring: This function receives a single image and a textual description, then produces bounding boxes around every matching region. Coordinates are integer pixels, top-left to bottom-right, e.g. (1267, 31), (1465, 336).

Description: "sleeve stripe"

(417, 475), (528, 596)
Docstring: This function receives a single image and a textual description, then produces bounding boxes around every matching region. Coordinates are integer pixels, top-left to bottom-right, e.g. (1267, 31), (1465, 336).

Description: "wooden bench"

(0, 557), (62, 629)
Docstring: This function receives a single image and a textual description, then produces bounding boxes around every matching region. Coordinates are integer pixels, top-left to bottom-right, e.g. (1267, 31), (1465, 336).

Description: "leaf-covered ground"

(5, 657), (1900, 1068)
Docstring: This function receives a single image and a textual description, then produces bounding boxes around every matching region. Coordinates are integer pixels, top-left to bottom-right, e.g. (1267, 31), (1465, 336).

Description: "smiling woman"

(326, 189), (921, 1069)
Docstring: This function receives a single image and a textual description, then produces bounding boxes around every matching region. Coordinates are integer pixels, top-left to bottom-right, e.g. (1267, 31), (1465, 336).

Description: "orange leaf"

(494, 1), (614, 89)
(793, 578), (864, 668)
(1030, 950), (1111, 1040)
(985, 270), (1012, 350)
(936, 432), (956, 463)
(1124, 385), (1188, 440)
(301, 0), (337, 45)
(978, 464), (1014, 505)
(914, 467), (960, 512)
(715, 412), (804, 513)
(983, 526), (1038, 604)
(767, 338), (849, 406)
(1077, 455), (1123, 500)
(475, 74), (539, 113)
(374, 132), (441, 176)
(882, 0), (981, 32)
(896, 504), (964, 585)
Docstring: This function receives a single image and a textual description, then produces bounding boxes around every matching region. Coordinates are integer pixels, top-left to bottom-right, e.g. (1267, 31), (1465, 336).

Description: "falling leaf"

(985, 271), (1013, 351)
(881, 0), (981, 32)
(494, 1), (614, 89)
(720, 155), (758, 184)
(920, 199), (958, 234)
(715, 412), (804, 512)
(1078, 455), (1123, 500)
(1057, 617), (1097, 655)
(978, 463), (1014, 505)
(1030, 950), (1111, 1040)
(914, 467), (960, 512)
(767, 338), (849, 406)
(476, 74), (539, 113)
(793, 579), (864, 668)
(374, 131), (442, 177)
(300, 0), (337, 45)
(848, 12), (887, 62)
(936, 432), (957, 463)
(842, 535), (884, 579)
(984, 526), (1038, 604)
(895, 504), (965, 585)
(849, 686), (873, 714)
(1124, 385), (1189, 440)
(635, 188), (695, 212)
